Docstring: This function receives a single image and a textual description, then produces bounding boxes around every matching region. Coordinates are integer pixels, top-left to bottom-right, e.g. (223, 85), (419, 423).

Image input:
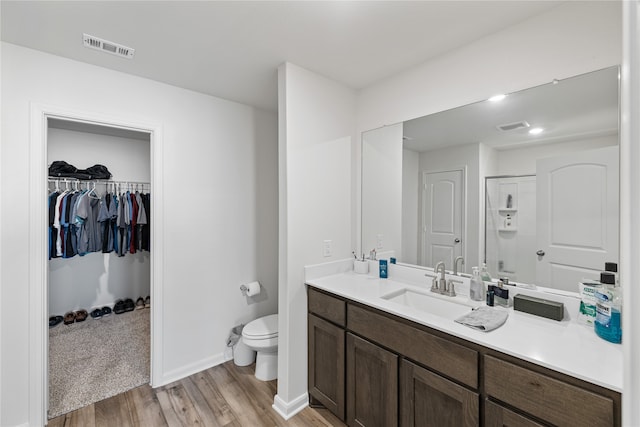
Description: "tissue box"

(513, 294), (564, 321)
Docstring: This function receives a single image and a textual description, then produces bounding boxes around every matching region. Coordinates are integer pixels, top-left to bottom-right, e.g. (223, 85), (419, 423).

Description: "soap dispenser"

(469, 267), (484, 301)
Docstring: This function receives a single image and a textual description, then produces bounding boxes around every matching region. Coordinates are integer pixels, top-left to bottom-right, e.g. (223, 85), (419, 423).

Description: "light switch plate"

(322, 240), (332, 257)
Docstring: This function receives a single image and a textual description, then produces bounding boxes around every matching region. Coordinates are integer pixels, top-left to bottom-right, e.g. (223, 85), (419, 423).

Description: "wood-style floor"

(48, 361), (346, 427)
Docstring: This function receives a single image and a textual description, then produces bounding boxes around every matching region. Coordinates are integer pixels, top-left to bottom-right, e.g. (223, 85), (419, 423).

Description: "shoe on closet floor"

(90, 308), (103, 319)
(101, 306), (112, 317)
(135, 297), (145, 310)
(114, 300), (126, 315)
(144, 296), (150, 308)
(123, 298), (135, 312)
(75, 309), (88, 322)
(49, 315), (63, 328)
(63, 312), (76, 325)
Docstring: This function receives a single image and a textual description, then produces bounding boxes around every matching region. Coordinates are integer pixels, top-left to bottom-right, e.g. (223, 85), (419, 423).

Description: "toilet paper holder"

(240, 281), (261, 297)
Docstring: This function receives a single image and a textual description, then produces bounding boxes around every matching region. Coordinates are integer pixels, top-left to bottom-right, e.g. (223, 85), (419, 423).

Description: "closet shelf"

(498, 208), (517, 213)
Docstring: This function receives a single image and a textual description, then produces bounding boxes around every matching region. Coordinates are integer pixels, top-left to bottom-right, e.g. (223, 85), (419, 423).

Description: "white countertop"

(306, 269), (623, 393)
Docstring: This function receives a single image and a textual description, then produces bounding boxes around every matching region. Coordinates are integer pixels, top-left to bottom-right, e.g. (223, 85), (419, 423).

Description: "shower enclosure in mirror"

(485, 175), (536, 284)
(361, 66), (619, 292)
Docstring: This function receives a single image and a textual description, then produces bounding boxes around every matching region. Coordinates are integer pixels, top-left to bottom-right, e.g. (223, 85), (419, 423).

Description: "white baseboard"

(156, 352), (231, 387)
(272, 392), (309, 420)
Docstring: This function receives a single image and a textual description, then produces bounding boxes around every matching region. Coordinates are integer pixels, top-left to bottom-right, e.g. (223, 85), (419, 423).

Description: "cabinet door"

(347, 333), (398, 427)
(308, 314), (345, 420)
(485, 399), (545, 427)
(400, 359), (478, 427)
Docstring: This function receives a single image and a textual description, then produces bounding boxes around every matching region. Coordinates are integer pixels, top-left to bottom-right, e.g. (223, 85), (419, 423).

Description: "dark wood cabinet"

(484, 355), (616, 426)
(400, 359), (478, 427)
(484, 399), (545, 427)
(346, 332), (398, 427)
(307, 286), (620, 427)
(308, 314), (345, 419)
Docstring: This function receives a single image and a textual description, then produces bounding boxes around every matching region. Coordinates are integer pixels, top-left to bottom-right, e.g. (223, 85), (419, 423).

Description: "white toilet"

(241, 314), (278, 381)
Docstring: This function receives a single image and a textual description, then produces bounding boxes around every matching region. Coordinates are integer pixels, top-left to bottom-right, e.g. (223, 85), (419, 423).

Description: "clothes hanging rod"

(47, 178), (150, 185)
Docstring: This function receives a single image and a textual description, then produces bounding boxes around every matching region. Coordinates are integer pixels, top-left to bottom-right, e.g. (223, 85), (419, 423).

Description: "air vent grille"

(496, 121), (530, 132)
(83, 33), (135, 59)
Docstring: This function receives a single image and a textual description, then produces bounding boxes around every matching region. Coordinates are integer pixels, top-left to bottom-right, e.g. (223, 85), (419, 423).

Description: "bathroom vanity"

(306, 269), (622, 427)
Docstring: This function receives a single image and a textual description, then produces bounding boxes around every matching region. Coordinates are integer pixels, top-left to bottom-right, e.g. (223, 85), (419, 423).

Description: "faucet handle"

(430, 277), (439, 292)
(445, 279), (457, 297)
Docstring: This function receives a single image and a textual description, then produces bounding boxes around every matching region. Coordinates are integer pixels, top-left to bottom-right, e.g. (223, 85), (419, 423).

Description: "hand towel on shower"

(455, 307), (509, 332)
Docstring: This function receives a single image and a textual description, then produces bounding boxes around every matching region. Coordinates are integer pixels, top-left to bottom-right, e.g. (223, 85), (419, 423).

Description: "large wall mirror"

(362, 66), (619, 292)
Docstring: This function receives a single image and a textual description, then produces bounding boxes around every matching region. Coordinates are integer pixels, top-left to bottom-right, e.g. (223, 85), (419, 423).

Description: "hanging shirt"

(141, 193), (151, 251)
(135, 192), (148, 252)
(48, 191), (60, 260)
(53, 191), (68, 257)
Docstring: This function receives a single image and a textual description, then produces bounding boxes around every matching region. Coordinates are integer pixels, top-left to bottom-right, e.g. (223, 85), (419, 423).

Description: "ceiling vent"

(83, 33), (135, 59)
(496, 121), (530, 132)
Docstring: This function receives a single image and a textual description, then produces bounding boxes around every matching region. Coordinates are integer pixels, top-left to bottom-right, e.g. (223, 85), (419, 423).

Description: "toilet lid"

(243, 314), (278, 339)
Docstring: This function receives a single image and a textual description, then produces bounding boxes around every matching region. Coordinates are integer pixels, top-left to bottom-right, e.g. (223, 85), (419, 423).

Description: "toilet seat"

(241, 313), (279, 381)
(243, 314), (278, 339)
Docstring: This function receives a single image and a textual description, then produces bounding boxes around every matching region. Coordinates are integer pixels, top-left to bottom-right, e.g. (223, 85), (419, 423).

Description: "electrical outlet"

(322, 240), (332, 257)
(376, 234), (384, 249)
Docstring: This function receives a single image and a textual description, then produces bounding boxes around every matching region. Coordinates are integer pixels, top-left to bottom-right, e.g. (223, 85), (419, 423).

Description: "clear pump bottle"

(470, 267), (485, 301)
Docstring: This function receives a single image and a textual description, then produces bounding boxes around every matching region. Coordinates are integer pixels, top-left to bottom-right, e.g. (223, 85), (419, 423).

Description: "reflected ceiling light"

(488, 94), (506, 102)
(529, 127), (544, 135)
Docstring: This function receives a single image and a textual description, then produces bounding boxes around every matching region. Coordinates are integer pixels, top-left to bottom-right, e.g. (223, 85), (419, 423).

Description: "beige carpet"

(48, 308), (150, 419)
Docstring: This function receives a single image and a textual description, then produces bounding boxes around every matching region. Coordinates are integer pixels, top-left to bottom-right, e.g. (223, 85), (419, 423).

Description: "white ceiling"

(402, 66), (619, 152)
(1, 1), (562, 111)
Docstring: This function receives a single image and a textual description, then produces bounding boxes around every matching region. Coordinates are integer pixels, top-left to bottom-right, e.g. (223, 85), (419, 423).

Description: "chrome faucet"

(454, 256), (465, 276)
(431, 261), (447, 294)
(430, 261), (459, 296)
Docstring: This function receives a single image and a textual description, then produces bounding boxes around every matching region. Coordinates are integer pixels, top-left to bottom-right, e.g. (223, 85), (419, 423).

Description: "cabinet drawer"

(348, 303), (478, 388)
(308, 287), (346, 326)
(485, 399), (545, 427)
(485, 355), (614, 426)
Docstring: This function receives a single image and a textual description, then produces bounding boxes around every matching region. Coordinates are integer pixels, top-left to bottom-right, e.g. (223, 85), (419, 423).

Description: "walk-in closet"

(46, 118), (151, 419)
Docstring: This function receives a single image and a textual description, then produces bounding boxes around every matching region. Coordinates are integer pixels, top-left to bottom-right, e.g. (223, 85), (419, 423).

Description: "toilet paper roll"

(246, 281), (261, 297)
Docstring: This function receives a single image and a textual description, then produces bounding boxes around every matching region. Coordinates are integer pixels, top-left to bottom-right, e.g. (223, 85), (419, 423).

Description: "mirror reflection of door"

(536, 146), (619, 292)
(421, 169), (464, 268)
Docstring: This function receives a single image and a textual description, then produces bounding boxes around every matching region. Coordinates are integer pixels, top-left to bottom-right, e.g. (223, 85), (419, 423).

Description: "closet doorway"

(29, 105), (164, 426)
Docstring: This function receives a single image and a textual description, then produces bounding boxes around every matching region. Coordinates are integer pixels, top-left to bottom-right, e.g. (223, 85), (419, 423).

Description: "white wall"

(361, 123), (403, 258)
(621, 3), (640, 424)
(48, 128), (151, 315)
(276, 62), (355, 417)
(402, 148), (420, 265)
(356, 2), (621, 134)
(1, 42), (278, 426)
(495, 134), (618, 176)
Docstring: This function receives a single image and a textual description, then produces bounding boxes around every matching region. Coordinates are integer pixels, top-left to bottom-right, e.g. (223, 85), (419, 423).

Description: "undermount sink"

(380, 288), (480, 320)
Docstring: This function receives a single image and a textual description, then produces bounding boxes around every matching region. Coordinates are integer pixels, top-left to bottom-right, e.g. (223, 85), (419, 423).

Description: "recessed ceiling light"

(529, 127), (544, 135)
(488, 94), (506, 102)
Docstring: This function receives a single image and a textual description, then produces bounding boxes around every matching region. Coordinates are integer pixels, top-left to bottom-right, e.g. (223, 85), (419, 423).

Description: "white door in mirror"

(536, 145), (619, 292)
(422, 169), (463, 269)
